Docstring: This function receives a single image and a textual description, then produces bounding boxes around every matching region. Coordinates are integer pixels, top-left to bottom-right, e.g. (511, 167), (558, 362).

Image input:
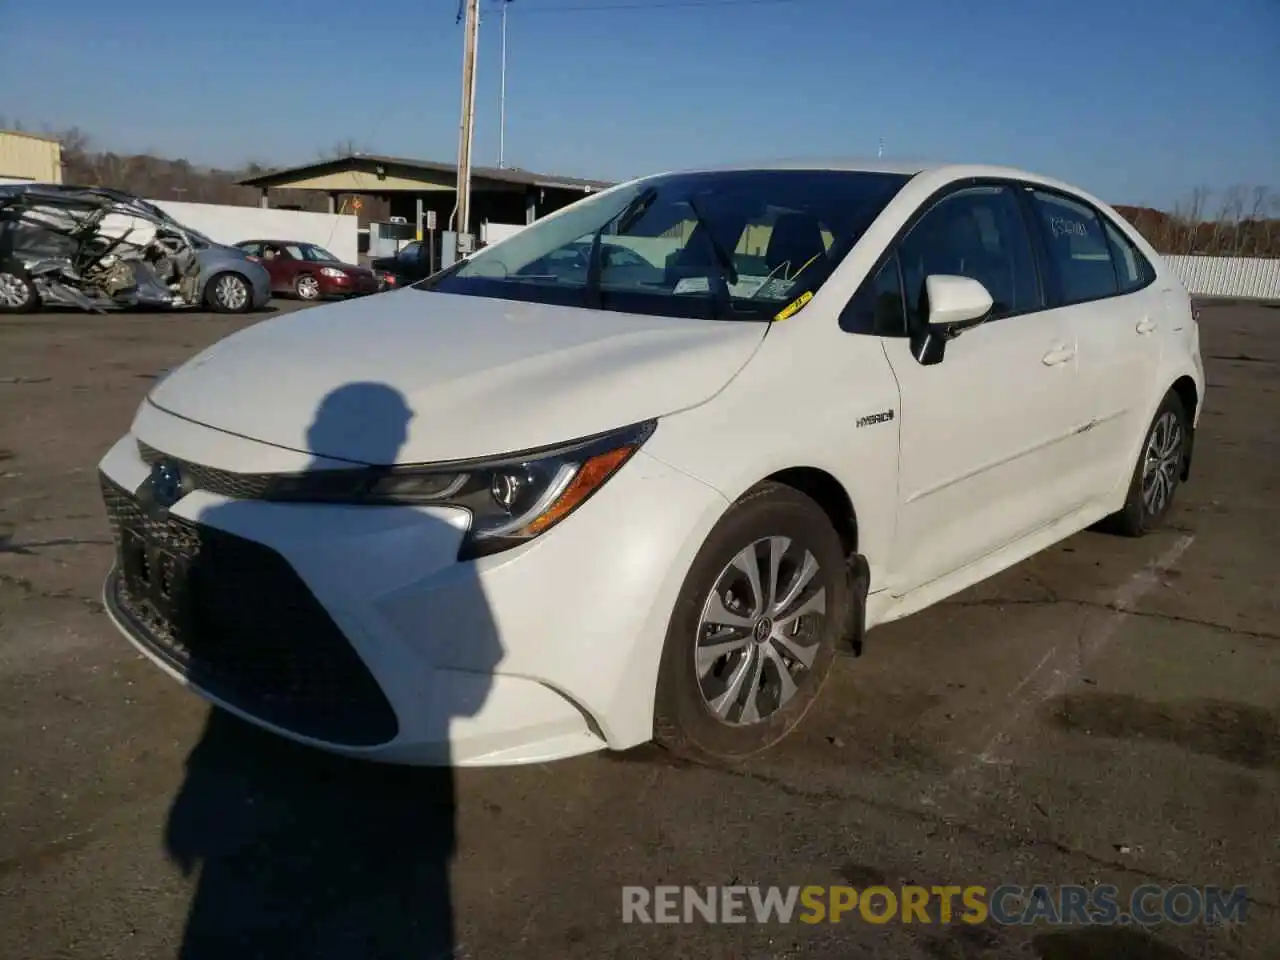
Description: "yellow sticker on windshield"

(773, 290), (813, 321)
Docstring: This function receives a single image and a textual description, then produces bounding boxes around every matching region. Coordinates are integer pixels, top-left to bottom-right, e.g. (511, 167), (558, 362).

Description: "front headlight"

(265, 420), (656, 560)
(320, 267), (347, 279)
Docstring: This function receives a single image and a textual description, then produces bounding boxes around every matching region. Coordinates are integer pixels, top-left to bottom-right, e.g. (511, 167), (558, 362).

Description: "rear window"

(1027, 191), (1118, 304)
(1103, 218), (1156, 294)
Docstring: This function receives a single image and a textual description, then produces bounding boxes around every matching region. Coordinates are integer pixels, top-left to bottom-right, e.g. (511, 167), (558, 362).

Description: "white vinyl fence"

(1163, 256), (1280, 301)
(152, 200), (358, 265)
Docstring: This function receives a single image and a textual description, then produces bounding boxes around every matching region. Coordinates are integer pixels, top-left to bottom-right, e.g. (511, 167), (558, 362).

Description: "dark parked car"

(370, 240), (431, 287)
(235, 240), (379, 300)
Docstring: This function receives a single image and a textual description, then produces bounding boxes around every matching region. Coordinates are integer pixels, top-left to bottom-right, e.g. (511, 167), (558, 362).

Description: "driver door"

(260, 243), (294, 293)
(875, 184), (1089, 594)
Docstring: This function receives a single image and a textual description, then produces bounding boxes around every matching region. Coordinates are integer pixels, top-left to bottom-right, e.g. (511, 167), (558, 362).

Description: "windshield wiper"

(586, 186), (658, 309)
(685, 194), (738, 320)
(685, 195), (738, 286)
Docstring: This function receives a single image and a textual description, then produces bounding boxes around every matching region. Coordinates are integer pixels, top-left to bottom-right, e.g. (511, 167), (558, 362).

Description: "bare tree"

(318, 138), (367, 161)
(1184, 186), (1211, 254)
(1242, 186), (1270, 257)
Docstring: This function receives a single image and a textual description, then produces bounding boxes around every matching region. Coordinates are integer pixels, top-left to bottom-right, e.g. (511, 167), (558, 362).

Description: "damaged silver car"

(0, 184), (271, 314)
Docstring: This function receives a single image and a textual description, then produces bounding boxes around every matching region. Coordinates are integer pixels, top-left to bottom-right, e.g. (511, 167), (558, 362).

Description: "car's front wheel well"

(764, 467), (858, 558)
(758, 467), (865, 656)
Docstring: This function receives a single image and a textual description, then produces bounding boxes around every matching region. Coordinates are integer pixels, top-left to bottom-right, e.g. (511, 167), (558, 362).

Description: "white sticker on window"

(1049, 215), (1088, 239)
(673, 277), (711, 295)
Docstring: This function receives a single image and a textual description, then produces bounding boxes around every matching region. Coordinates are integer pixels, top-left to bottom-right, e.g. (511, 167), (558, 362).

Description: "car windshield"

(417, 169), (911, 321)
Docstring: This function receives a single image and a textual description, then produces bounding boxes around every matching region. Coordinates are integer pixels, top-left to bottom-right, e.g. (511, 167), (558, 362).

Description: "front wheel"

(205, 272), (253, 314)
(1108, 391), (1188, 537)
(294, 273), (321, 300)
(653, 482), (849, 762)
(0, 264), (40, 313)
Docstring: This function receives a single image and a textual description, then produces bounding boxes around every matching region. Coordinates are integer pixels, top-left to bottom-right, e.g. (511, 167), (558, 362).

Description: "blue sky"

(3, 0), (1276, 209)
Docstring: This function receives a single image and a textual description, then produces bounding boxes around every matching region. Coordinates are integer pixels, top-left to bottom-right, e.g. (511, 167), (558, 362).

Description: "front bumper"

(245, 264), (273, 308)
(97, 407), (729, 765)
(320, 272), (379, 297)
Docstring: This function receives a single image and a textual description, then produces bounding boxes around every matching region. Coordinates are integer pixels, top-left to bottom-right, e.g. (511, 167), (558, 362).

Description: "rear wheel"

(205, 272), (252, 313)
(1108, 391), (1188, 536)
(0, 263), (39, 313)
(653, 482), (849, 762)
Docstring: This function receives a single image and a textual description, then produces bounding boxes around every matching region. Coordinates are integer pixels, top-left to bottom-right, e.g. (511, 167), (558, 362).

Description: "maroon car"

(234, 240), (380, 300)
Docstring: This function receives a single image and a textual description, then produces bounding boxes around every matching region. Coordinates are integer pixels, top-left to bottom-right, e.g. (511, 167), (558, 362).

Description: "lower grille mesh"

(101, 474), (398, 746)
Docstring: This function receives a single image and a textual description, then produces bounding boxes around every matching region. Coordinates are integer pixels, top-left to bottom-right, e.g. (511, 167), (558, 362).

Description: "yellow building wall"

(0, 131), (63, 183)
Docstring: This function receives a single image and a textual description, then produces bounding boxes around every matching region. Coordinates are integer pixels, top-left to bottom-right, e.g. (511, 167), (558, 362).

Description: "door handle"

(1136, 317), (1157, 334)
(1042, 345), (1075, 366)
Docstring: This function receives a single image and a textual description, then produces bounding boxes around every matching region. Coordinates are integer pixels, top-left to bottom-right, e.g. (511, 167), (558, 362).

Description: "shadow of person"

(162, 381), (500, 959)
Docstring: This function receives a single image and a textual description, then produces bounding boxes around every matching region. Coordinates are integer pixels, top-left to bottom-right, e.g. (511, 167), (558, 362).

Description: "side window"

(1102, 218), (1155, 294)
(897, 185), (1041, 327)
(842, 255), (905, 336)
(1027, 191), (1118, 304)
(239, 242), (261, 257)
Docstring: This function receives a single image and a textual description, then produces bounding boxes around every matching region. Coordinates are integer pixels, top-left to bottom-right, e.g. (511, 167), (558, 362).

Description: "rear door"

(863, 183), (1091, 594)
(1022, 189), (1163, 498)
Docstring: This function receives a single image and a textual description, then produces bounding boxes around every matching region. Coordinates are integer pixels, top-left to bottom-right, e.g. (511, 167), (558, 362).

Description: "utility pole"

(498, 0), (511, 168)
(453, 0), (481, 255)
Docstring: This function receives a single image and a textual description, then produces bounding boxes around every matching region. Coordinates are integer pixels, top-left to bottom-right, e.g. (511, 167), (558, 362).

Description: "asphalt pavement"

(0, 298), (1276, 959)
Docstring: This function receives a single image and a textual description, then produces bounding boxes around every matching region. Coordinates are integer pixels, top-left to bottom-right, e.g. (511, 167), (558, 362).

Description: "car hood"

(147, 289), (768, 464)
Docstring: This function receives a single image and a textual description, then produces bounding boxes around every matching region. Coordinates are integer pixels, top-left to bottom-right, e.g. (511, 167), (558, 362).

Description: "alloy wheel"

(1141, 410), (1182, 515)
(215, 275), (248, 311)
(0, 272), (30, 308)
(695, 536), (826, 726)
(296, 275), (320, 300)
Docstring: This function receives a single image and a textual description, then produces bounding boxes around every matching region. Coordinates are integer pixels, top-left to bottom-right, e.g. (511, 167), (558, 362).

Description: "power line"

(508, 0), (803, 13)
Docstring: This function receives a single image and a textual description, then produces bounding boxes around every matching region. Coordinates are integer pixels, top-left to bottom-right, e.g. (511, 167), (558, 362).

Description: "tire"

(205, 272), (253, 314)
(653, 482), (850, 762)
(0, 263), (40, 314)
(1107, 391), (1188, 537)
(294, 273), (321, 301)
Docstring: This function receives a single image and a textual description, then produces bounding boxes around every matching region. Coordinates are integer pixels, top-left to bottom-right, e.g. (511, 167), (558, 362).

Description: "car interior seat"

(765, 213), (827, 280)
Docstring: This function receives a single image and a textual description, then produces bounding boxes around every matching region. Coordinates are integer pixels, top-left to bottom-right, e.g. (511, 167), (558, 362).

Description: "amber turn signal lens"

(522, 445), (637, 536)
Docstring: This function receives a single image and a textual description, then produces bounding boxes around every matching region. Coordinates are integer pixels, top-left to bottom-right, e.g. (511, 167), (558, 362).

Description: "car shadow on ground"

(155, 381), (499, 959)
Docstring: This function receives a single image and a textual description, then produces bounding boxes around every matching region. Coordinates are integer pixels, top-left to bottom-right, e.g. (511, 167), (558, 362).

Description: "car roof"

(639, 158), (1092, 197)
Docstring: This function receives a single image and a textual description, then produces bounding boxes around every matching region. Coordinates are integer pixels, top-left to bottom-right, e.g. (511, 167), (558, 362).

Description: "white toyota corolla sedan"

(98, 160), (1204, 766)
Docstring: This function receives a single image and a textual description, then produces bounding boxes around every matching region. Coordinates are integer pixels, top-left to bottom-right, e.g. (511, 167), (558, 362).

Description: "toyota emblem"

(148, 460), (186, 509)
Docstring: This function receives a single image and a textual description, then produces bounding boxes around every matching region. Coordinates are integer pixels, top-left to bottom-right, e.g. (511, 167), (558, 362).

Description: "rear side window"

(1028, 191), (1118, 304)
(1102, 218), (1155, 294)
